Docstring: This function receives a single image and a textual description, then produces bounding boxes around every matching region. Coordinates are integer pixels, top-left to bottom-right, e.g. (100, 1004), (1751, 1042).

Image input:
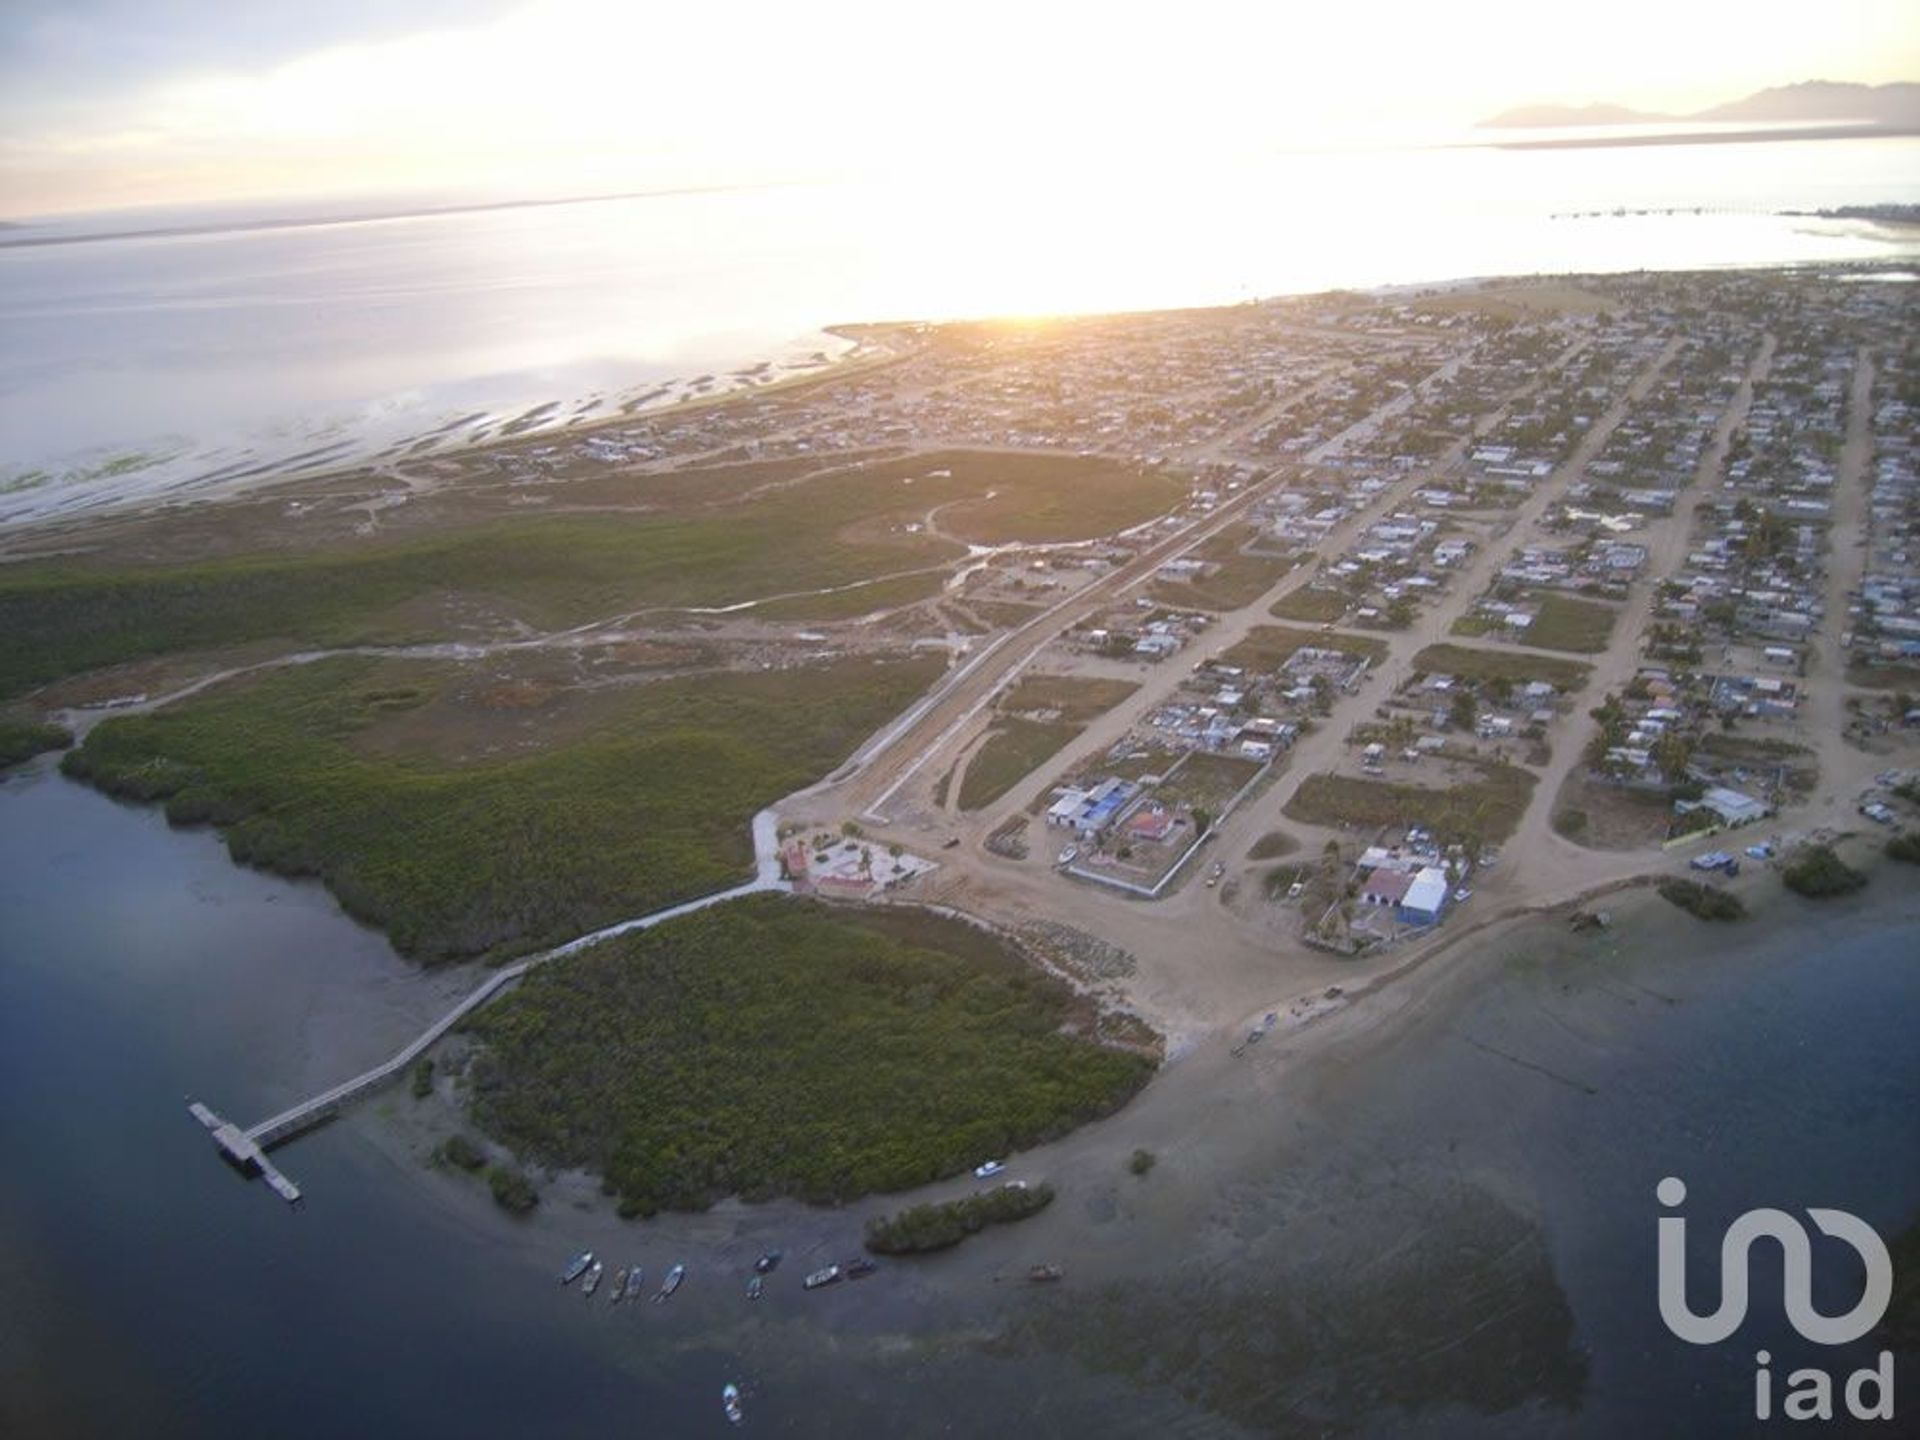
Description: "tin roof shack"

(1673, 785), (1772, 829)
(1396, 867), (1452, 926)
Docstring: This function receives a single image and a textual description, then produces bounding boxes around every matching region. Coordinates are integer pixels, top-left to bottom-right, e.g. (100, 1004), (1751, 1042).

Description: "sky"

(4, 0), (1918, 219)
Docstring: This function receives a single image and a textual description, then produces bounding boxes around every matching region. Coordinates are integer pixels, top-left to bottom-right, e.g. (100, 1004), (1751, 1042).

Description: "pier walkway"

(191, 811), (787, 1203)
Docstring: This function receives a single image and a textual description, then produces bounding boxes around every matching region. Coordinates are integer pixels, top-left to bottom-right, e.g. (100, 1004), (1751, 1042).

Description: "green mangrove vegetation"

(0, 717), (73, 770)
(487, 1165), (539, 1214)
(464, 897), (1154, 1215)
(61, 653), (940, 961)
(1781, 843), (1869, 899)
(864, 1182), (1057, 1255)
(1656, 877), (1746, 922)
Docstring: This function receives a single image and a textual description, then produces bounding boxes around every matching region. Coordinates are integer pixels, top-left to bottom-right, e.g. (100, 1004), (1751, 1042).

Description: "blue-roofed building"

(1045, 777), (1141, 838)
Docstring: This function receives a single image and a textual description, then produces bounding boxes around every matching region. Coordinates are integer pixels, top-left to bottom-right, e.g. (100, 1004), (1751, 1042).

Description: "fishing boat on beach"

(1027, 1264), (1064, 1283)
(754, 1250), (782, 1274)
(581, 1261), (604, 1297)
(654, 1263), (685, 1301)
(722, 1383), (744, 1425)
(559, 1251), (594, 1285)
(609, 1267), (628, 1302)
(620, 1266), (643, 1303)
(802, 1264), (841, 1290)
(746, 1275), (764, 1301)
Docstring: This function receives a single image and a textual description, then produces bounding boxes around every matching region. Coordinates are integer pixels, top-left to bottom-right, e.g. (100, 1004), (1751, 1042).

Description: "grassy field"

(745, 570), (949, 621)
(960, 719), (1080, 811)
(0, 451), (1183, 700)
(1410, 643), (1592, 691)
(1526, 595), (1620, 654)
(1219, 625), (1388, 673)
(1148, 525), (1297, 611)
(1458, 594), (1619, 655)
(62, 653), (941, 961)
(465, 896), (1155, 1213)
(1159, 751), (1266, 815)
(958, 674), (1139, 811)
(1284, 761), (1536, 844)
(1270, 586), (1351, 623)
(911, 451), (1186, 544)
(1001, 673), (1139, 725)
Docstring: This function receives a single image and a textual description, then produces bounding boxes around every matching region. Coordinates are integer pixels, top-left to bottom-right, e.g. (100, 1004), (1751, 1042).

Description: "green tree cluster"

(465, 898), (1153, 1214)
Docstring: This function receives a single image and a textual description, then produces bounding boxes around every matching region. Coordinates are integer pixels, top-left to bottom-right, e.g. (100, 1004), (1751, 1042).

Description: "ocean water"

(2, 762), (1913, 1436)
(3, 133), (1919, 523)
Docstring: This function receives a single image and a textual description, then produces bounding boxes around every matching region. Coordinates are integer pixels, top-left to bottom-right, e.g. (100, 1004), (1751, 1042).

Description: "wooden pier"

(188, 1101), (303, 1204)
(187, 868), (786, 1204)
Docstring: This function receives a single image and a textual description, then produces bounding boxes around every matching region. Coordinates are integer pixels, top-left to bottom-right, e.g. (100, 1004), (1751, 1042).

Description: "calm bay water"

(3, 133), (1919, 521)
(2, 760), (1914, 1436)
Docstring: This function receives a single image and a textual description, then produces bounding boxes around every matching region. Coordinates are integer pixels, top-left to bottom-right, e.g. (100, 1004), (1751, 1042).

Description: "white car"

(973, 1160), (1006, 1179)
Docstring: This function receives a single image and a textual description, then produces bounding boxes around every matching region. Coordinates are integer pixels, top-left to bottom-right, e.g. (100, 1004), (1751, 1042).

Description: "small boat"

(622, 1266), (644, 1302)
(559, 1251), (594, 1285)
(609, 1267), (629, 1302)
(746, 1275), (764, 1301)
(581, 1261), (604, 1297)
(754, 1250), (783, 1275)
(844, 1257), (877, 1280)
(803, 1264), (841, 1290)
(1027, 1264), (1064, 1283)
(722, 1383), (744, 1426)
(654, 1263), (686, 1301)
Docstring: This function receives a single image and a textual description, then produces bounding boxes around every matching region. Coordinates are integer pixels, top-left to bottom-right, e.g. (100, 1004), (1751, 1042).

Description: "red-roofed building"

(1124, 805), (1178, 843)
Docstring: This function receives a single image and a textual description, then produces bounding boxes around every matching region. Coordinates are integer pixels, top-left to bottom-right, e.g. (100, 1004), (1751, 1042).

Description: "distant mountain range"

(1484, 80), (1920, 130)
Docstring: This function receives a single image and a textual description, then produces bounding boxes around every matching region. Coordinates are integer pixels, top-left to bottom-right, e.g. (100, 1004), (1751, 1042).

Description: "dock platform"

(189, 1101), (302, 1205)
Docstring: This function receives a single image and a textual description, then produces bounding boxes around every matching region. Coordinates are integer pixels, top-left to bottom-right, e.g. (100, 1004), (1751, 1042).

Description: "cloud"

(4, 0), (1917, 217)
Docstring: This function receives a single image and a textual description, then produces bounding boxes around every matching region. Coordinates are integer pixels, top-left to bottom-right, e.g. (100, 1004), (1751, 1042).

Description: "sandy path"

(1502, 333), (1775, 887)
(1804, 349), (1878, 804)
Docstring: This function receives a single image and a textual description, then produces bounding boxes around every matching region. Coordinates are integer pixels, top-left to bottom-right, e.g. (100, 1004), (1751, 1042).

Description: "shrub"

(864, 1183), (1055, 1255)
(1781, 844), (1868, 899)
(439, 1134), (487, 1171)
(1656, 878), (1745, 922)
(1128, 1148), (1157, 1177)
(487, 1165), (539, 1214)
(1887, 832), (1920, 865)
(1248, 830), (1299, 861)
(1554, 809), (1590, 840)
(411, 1058), (435, 1099)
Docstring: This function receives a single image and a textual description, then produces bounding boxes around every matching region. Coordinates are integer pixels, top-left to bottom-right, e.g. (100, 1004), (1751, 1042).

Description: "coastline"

(0, 324), (891, 532)
(337, 848), (1919, 1435)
